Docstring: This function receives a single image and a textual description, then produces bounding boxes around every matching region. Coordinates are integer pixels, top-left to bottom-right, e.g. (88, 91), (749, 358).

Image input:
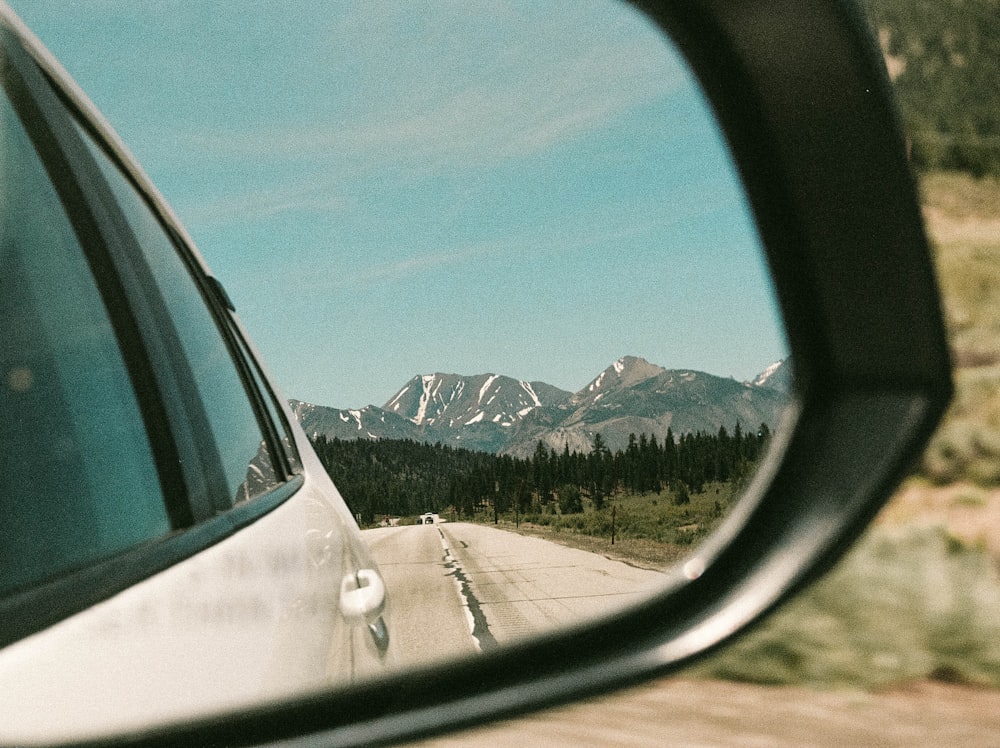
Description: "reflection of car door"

(0, 20), (389, 744)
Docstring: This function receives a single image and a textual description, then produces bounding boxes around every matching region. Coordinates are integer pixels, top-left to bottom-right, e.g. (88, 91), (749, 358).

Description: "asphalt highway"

(362, 523), (478, 671)
(363, 521), (665, 669)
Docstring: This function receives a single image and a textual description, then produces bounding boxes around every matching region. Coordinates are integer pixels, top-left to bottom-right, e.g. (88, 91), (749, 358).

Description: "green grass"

(469, 482), (741, 568)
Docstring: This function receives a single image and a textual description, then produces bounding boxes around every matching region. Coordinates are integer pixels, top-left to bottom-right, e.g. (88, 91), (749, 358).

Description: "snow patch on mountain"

(478, 374), (499, 403)
(521, 380), (541, 407)
(414, 375), (436, 425)
(753, 361), (783, 386)
(386, 384), (410, 413)
(750, 358), (791, 394)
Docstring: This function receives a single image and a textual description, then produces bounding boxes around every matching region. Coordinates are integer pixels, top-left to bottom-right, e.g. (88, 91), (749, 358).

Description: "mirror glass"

(4, 0), (789, 740)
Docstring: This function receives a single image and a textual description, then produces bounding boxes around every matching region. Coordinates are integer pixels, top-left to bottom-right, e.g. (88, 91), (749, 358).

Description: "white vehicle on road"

(0, 7), (391, 744)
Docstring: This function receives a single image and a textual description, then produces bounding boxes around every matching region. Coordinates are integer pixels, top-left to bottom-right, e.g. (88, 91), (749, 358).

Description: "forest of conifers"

(310, 424), (771, 525)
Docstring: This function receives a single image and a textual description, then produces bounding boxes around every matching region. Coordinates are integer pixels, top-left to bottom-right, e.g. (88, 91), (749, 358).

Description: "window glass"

(0, 82), (169, 596)
(80, 128), (281, 507)
(237, 334), (302, 475)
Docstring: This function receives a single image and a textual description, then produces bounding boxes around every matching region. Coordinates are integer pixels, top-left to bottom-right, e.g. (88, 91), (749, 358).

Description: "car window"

(78, 127), (283, 508)
(235, 332), (303, 475)
(0, 75), (169, 597)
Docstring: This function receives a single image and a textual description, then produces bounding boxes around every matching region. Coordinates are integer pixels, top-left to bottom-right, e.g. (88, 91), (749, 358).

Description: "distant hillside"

(501, 357), (788, 457)
(861, 0), (1000, 177)
(292, 356), (791, 456)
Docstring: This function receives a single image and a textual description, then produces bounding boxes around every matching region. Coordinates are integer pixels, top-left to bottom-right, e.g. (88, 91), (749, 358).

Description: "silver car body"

(0, 4), (390, 743)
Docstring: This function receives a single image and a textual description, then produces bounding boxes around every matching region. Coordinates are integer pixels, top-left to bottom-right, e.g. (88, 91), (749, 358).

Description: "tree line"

(310, 423), (771, 525)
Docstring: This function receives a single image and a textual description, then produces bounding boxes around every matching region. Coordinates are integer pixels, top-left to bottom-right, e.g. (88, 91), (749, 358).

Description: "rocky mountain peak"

(750, 358), (792, 394)
(382, 371), (570, 428)
(570, 355), (666, 407)
(292, 354), (791, 457)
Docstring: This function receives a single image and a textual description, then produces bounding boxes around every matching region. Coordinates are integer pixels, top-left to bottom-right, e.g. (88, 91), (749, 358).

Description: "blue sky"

(9, 1), (787, 408)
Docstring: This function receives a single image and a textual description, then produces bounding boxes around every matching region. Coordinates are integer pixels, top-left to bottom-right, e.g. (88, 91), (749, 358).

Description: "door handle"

(339, 568), (386, 622)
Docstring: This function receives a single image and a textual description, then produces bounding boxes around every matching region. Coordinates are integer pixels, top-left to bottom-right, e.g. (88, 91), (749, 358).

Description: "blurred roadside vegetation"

(693, 525), (1000, 689)
(918, 172), (1000, 485)
(696, 170), (1000, 689)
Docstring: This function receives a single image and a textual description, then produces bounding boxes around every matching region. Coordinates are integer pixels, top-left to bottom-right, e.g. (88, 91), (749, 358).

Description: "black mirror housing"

(58, 1), (951, 746)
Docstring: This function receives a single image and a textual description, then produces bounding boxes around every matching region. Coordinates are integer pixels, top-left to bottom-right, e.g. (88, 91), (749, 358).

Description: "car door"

(0, 18), (389, 745)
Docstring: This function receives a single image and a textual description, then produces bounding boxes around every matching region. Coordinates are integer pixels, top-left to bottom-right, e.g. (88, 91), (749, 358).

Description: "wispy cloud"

(138, 3), (697, 240)
(291, 204), (703, 296)
(174, 176), (351, 227)
(172, 4), (689, 178)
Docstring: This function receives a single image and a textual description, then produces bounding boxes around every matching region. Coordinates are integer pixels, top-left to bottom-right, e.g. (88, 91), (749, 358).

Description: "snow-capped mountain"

(290, 401), (422, 442)
(750, 358), (792, 394)
(568, 355), (668, 410)
(292, 373), (571, 453)
(292, 355), (791, 456)
(501, 356), (789, 457)
(383, 373), (571, 428)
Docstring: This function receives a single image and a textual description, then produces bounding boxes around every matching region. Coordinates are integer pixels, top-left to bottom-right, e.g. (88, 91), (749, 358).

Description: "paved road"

(363, 522), (665, 668)
(362, 524), (478, 671)
(439, 522), (664, 647)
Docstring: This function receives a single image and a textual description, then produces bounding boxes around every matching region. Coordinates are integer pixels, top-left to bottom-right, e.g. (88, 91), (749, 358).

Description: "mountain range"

(290, 356), (791, 458)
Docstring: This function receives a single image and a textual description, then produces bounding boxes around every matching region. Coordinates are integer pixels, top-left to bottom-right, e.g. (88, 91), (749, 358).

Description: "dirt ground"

(878, 481), (1000, 558)
(413, 677), (1000, 747)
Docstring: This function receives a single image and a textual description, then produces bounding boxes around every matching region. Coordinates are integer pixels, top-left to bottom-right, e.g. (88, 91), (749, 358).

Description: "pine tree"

(557, 484), (583, 514)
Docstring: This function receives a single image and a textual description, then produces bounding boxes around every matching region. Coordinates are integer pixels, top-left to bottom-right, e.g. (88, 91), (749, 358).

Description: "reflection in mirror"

(1, 0), (788, 742)
(282, 1), (791, 667)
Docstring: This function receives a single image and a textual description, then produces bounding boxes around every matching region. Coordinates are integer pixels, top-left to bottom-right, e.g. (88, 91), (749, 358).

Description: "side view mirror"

(0, 0), (950, 746)
(126, 0), (951, 743)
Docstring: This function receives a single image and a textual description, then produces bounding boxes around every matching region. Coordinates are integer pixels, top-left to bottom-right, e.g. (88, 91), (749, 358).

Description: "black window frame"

(0, 23), (304, 649)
